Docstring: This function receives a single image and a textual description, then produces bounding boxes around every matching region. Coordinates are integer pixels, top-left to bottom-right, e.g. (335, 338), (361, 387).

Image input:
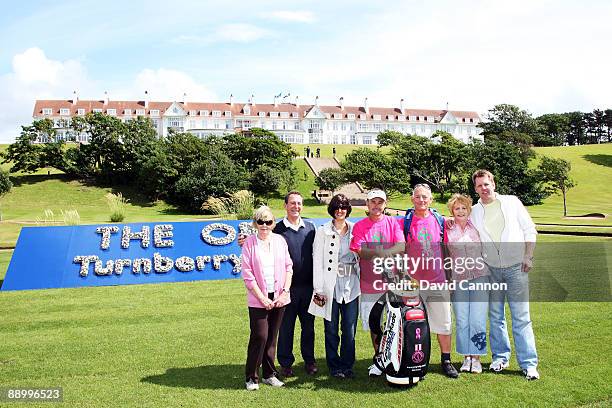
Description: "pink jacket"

(241, 233), (293, 308)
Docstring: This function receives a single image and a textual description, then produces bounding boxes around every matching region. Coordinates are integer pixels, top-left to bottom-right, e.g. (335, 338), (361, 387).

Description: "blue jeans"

(488, 263), (538, 369)
(324, 297), (359, 375)
(452, 275), (489, 356)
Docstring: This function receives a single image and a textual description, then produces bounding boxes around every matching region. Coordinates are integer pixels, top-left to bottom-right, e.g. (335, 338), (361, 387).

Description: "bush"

(0, 169), (12, 196)
(201, 190), (254, 220)
(174, 150), (248, 213)
(106, 193), (128, 222)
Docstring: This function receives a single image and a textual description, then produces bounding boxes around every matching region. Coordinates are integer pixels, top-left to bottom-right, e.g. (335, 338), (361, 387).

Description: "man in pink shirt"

(350, 189), (404, 377)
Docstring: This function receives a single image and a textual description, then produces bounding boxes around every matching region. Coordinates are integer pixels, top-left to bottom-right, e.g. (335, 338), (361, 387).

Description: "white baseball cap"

(366, 189), (387, 201)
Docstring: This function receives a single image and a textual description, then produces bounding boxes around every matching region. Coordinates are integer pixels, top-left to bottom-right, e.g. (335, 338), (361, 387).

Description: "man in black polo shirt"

(274, 191), (317, 377)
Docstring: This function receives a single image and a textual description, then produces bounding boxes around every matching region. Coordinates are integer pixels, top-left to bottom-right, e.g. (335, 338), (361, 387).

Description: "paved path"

(304, 157), (367, 205)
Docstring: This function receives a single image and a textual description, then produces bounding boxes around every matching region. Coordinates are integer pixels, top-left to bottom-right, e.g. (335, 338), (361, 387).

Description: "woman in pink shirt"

(444, 194), (490, 374)
(241, 206), (293, 390)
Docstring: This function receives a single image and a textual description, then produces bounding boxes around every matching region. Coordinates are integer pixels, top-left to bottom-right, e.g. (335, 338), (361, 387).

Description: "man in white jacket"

(470, 169), (540, 380)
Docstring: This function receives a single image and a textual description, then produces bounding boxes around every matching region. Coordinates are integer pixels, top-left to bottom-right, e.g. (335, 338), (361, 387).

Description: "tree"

(566, 112), (586, 145)
(250, 165), (283, 197)
(416, 131), (466, 200)
(536, 113), (569, 146)
(2, 119), (57, 173)
(174, 149), (248, 212)
(0, 168), (11, 221)
(376, 130), (405, 147)
(341, 148), (410, 194)
(538, 156), (575, 217)
(315, 167), (348, 195)
(479, 104), (540, 143)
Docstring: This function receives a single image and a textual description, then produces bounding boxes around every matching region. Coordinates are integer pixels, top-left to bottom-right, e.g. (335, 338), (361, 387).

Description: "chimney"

(400, 98), (405, 114)
(274, 95), (278, 107)
(104, 91), (109, 106)
(182, 92), (187, 106)
(339, 97), (344, 110)
(250, 94), (255, 106)
(364, 97), (369, 114)
(229, 93), (233, 107)
(295, 95), (299, 108)
(72, 90), (78, 105)
(144, 90), (149, 109)
(315, 96), (319, 107)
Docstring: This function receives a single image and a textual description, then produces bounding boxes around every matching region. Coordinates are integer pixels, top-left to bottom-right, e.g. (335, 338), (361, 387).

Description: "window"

(151, 119), (159, 128)
(387, 115), (394, 121)
(272, 121), (278, 130)
(341, 122), (347, 131)
(398, 115), (405, 121)
(60, 108), (70, 115)
(259, 111), (266, 117)
(226, 120), (231, 129)
(373, 114), (381, 121)
(224, 111), (231, 117)
(350, 134), (357, 144)
(333, 113), (341, 119)
(189, 110), (197, 116)
(77, 109), (85, 116)
(280, 112), (289, 118)
(150, 110), (160, 116)
(243, 106), (251, 115)
(212, 111), (221, 117)
(106, 109), (116, 115)
(214, 120), (220, 129)
(359, 114), (366, 120)
(93, 109), (103, 113)
(270, 112), (278, 118)
(169, 117), (183, 127)
(294, 121), (300, 130)
(200, 110), (209, 116)
(42, 108), (53, 115)
(189, 120), (196, 128)
(291, 112), (298, 118)
(136, 109), (145, 116)
(347, 113), (355, 120)
(363, 135), (373, 145)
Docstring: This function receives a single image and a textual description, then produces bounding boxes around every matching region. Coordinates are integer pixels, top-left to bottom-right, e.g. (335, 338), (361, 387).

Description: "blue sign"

(2, 218), (352, 292)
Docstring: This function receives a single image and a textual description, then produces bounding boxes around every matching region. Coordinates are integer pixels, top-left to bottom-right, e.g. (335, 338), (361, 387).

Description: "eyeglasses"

(256, 219), (274, 226)
(413, 183), (431, 190)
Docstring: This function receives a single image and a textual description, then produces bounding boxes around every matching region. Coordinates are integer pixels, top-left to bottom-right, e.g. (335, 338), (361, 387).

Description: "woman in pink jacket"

(241, 206), (293, 391)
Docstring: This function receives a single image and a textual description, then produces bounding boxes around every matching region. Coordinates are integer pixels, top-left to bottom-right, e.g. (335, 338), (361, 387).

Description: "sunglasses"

(256, 219), (274, 226)
(414, 183), (431, 190)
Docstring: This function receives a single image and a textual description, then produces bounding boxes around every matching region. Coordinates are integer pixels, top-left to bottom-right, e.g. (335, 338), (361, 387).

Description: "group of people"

(240, 169), (540, 390)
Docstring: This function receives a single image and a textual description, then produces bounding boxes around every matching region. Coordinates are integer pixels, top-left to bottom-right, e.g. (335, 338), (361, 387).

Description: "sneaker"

(305, 363), (318, 375)
(245, 379), (259, 391)
(368, 364), (383, 377)
(262, 376), (285, 387)
(343, 370), (355, 379)
(523, 367), (540, 381)
(489, 359), (510, 372)
(331, 371), (345, 379)
(470, 359), (483, 374)
(460, 356), (472, 372)
(280, 366), (295, 378)
(442, 360), (459, 378)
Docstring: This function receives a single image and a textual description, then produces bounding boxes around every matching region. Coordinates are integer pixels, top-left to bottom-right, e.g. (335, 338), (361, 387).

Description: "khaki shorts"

(359, 293), (383, 331)
(420, 289), (452, 335)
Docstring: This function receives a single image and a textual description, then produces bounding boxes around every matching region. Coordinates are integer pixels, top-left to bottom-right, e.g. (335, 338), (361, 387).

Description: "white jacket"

(308, 220), (360, 321)
(470, 193), (537, 268)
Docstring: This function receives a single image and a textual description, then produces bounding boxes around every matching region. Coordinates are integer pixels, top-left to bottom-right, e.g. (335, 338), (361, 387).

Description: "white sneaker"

(471, 359), (483, 373)
(523, 367), (540, 380)
(460, 356), (472, 372)
(368, 364), (383, 377)
(489, 359), (509, 372)
(262, 376), (285, 387)
(245, 379), (259, 391)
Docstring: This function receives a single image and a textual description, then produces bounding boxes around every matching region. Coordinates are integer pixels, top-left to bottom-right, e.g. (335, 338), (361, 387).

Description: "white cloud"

(213, 23), (272, 43)
(129, 68), (217, 102)
(0, 47), (95, 143)
(0, 49), (217, 143)
(262, 10), (316, 23)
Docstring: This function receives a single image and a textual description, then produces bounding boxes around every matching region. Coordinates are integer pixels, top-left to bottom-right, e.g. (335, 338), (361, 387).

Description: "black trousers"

(245, 296), (285, 382)
(277, 286), (316, 368)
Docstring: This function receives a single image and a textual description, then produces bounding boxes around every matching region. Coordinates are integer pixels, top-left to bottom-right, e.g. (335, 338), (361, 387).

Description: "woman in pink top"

(444, 194), (490, 374)
(241, 206), (293, 390)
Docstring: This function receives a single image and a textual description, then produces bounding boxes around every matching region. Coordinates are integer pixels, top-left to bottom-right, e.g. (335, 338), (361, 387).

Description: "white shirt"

(282, 217), (305, 232)
(256, 236), (275, 293)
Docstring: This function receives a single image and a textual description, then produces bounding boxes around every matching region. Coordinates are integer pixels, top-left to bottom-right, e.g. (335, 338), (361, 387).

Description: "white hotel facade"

(32, 93), (482, 145)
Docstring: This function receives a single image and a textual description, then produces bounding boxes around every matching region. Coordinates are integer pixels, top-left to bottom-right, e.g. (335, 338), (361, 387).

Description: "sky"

(1, 0), (611, 142)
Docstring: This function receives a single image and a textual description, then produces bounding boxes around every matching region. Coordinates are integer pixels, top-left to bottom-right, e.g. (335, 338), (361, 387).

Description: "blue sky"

(1, 0), (611, 142)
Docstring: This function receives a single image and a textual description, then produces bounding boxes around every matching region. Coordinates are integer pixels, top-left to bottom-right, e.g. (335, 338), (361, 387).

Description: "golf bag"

(369, 291), (431, 386)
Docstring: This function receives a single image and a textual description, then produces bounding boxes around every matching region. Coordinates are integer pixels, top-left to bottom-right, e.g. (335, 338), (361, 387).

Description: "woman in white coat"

(308, 193), (360, 379)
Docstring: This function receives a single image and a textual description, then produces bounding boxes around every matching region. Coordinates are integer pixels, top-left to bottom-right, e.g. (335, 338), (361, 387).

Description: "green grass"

(1, 234), (611, 407)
